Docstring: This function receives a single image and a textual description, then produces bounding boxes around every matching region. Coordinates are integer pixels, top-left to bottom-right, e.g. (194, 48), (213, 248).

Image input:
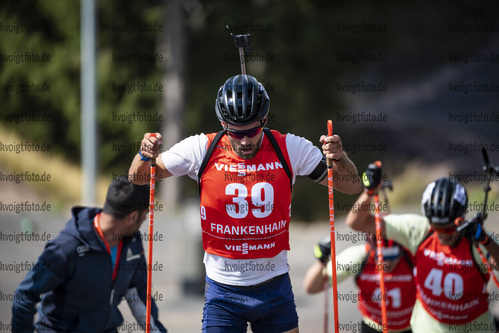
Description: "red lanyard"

(94, 213), (123, 280)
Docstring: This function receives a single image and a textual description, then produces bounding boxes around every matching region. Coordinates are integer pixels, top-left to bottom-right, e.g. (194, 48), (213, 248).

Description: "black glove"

(314, 238), (331, 264)
(458, 212), (489, 244)
(362, 162), (382, 195)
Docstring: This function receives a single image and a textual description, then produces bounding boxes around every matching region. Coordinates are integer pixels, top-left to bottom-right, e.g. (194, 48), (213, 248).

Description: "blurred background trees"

(1, 0), (499, 220)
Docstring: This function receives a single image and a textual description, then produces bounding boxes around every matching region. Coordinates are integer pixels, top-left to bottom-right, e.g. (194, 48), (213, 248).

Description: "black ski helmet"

(421, 177), (468, 224)
(215, 75), (270, 126)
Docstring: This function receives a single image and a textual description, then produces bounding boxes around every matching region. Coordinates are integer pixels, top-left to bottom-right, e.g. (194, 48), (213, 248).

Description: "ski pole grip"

(327, 120), (333, 168)
(149, 133), (157, 166)
(374, 161), (382, 194)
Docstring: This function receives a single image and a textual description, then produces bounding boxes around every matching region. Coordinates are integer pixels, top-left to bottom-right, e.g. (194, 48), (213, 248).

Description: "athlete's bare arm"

(482, 232), (499, 271)
(345, 190), (377, 235)
(303, 261), (327, 294)
(319, 134), (362, 195)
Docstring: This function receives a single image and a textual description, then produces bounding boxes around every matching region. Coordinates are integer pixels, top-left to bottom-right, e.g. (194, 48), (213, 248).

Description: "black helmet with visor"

(421, 177), (468, 225)
(215, 75), (269, 126)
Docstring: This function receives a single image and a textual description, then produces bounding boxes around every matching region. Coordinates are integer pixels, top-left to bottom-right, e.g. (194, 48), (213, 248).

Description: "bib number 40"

(423, 268), (463, 300)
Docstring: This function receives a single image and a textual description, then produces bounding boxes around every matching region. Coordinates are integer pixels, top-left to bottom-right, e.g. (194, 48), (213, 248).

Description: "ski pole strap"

(139, 150), (151, 162)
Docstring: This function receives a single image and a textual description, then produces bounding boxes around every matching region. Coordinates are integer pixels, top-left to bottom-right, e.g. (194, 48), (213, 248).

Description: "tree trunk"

(160, 0), (185, 211)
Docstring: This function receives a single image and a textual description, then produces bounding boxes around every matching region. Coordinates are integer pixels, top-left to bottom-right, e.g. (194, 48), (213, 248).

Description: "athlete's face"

(431, 222), (461, 247)
(223, 121), (264, 160)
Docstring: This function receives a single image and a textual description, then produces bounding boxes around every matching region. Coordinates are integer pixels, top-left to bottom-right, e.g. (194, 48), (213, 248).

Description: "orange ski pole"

(476, 244), (499, 288)
(323, 270), (329, 333)
(146, 134), (157, 333)
(326, 120), (340, 332)
(373, 161), (388, 333)
(454, 215), (499, 288)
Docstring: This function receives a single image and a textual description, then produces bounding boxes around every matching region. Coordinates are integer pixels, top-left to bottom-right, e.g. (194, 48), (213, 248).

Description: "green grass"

(387, 161), (499, 218)
(0, 126), (109, 213)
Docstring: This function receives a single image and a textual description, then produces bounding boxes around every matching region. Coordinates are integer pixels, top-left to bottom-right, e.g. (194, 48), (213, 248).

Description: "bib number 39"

(225, 182), (274, 219)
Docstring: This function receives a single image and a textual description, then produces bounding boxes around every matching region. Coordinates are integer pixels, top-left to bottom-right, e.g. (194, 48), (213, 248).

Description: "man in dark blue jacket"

(11, 176), (167, 333)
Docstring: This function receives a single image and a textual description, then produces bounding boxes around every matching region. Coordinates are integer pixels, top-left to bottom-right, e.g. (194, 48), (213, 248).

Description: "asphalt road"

(2, 202), (499, 332)
(0, 202), (362, 332)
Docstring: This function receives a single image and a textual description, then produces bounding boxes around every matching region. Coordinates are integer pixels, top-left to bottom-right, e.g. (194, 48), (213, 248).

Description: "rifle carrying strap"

(197, 128), (293, 192)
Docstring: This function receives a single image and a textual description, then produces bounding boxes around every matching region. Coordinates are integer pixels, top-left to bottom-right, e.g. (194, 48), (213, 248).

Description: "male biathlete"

(129, 74), (362, 332)
(346, 165), (499, 333)
(304, 235), (416, 333)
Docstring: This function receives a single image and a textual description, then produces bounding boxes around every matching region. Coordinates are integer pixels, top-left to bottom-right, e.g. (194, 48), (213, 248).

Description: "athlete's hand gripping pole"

(477, 148), (499, 287)
(364, 161), (388, 332)
(477, 243), (499, 288)
(314, 239), (331, 333)
(456, 211), (499, 287)
(455, 148), (499, 288)
(326, 120), (339, 333)
(145, 134), (157, 333)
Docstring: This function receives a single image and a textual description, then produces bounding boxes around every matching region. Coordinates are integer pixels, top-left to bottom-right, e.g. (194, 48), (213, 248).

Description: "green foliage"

(0, 0), (163, 168)
(2, 0), (499, 221)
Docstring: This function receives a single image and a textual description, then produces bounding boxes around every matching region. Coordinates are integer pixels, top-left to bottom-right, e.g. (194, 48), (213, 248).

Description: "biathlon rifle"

(457, 148), (499, 231)
(226, 25), (251, 75)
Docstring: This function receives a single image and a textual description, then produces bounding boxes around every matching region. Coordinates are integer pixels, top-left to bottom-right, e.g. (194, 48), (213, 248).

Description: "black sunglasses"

(224, 126), (263, 139)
